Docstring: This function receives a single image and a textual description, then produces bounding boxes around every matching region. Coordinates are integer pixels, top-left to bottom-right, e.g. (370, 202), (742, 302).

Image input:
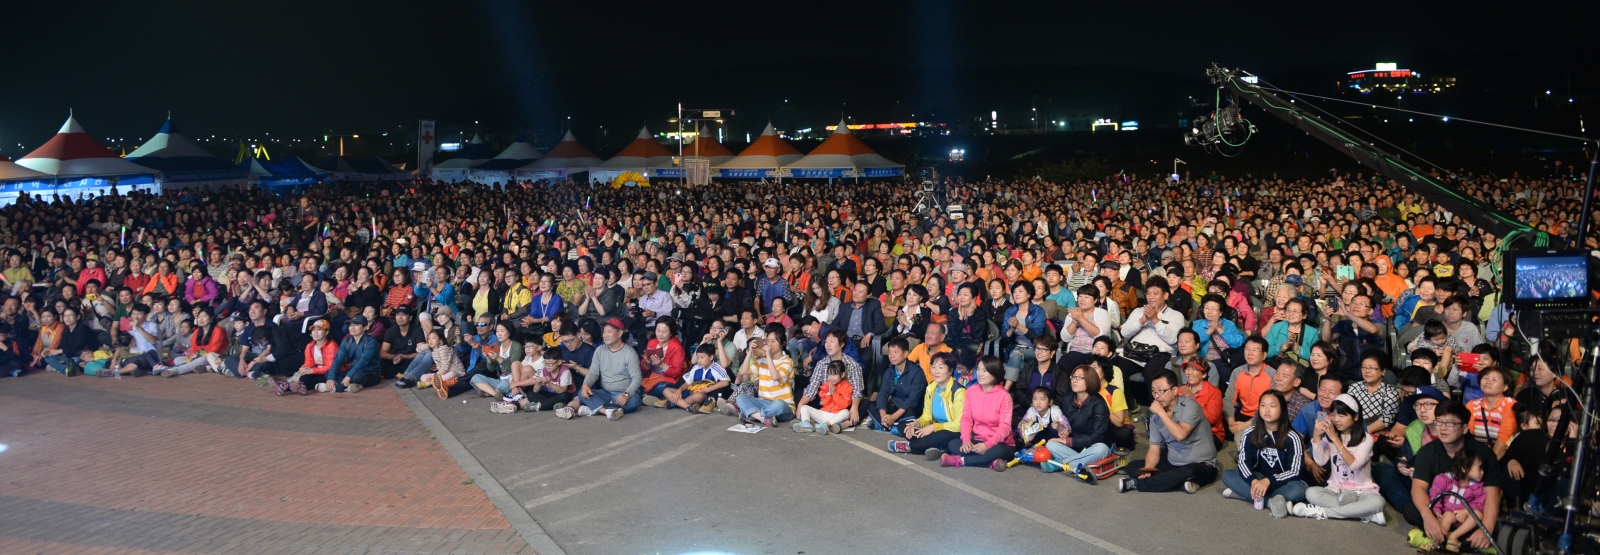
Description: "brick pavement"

(0, 372), (535, 555)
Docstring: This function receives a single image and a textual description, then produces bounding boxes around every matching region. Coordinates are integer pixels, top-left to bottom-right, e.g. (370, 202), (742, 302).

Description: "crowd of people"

(0, 164), (1592, 552)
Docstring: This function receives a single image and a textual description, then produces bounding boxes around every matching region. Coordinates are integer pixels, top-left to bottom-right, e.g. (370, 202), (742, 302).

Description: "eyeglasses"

(1414, 401), (1439, 410)
(1434, 420), (1463, 429)
(1150, 387), (1173, 397)
(1069, 375), (1087, 382)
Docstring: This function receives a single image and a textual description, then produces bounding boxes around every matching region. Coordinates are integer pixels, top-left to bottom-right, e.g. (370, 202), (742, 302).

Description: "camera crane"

(1186, 64), (1548, 246)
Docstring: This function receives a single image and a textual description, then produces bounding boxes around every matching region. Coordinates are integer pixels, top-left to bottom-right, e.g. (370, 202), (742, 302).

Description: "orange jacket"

(142, 272), (181, 297)
(819, 378), (855, 413)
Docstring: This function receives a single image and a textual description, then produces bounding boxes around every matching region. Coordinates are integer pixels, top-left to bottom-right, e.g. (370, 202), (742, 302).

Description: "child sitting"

(1501, 404), (1549, 506)
(1428, 448), (1488, 553)
(793, 360), (854, 435)
(1018, 387), (1067, 445)
(663, 345), (731, 413)
(419, 330), (469, 399)
(515, 346), (574, 412)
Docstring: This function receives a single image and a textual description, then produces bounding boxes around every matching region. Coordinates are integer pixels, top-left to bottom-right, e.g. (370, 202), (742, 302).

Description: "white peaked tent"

(782, 119), (904, 179)
(429, 134), (493, 182)
(125, 116), (249, 190)
(516, 131), (602, 180)
(590, 126), (675, 183)
(13, 114), (159, 202)
(468, 133), (544, 186)
(715, 122), (803, 179)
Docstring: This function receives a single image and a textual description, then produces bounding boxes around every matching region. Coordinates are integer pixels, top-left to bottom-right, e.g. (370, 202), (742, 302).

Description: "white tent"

(516, 131), (602, 180)
(781, 119), (904, 179)
(468, 133), (543, 186)
(429, 134), (492, 182)
(12, 114), (160, 202)
(715, 122), (803, 179)
(590, 126), (674, 182)
(125, 116), (249, 190)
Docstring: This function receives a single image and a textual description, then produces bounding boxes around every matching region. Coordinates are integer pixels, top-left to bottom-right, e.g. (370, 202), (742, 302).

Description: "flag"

(418, 120), (437, 176)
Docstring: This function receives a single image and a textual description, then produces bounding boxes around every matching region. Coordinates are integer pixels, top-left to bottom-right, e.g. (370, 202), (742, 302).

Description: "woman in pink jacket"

(942, 355), (1018, 470)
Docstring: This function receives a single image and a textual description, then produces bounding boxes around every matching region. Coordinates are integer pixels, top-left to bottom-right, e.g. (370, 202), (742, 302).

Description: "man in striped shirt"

(726, 323), (794, 427)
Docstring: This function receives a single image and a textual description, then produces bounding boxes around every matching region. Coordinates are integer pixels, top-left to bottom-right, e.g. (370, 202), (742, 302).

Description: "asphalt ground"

(412, 392), (1417, 555)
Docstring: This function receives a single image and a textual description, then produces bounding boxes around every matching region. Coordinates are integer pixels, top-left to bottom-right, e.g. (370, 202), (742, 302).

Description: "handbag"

(1125, 342), (1159, 363)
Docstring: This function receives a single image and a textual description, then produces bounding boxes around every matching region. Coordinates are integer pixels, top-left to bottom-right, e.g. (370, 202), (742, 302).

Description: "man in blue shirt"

(872, 338), (926, 434)
(322, 315), (380, 393)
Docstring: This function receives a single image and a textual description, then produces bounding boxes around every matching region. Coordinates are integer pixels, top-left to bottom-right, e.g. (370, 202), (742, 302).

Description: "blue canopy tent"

(238, 152), (328, 193)
(126, 117), (249, 190)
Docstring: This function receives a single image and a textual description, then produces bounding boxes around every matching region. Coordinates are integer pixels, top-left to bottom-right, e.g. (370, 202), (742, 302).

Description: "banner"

(418, 120), (436, 176)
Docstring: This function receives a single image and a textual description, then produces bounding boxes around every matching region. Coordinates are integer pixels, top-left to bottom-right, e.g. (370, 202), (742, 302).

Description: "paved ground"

(0, 371), (533, 555)
(0, 369), (1424, 555)
(413, 391), (1419, 555)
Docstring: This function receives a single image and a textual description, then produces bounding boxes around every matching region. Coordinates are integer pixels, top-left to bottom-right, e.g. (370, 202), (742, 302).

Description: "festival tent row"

(467, 133), (543, 186)
(1, 114), (160, 205)
(651, 127), (736, 180)
(125, 116), (249, 190)
(428, 134), (493, 182)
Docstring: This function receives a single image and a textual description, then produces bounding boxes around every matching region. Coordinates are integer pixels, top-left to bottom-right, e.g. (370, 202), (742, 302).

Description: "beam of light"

(482, 0), (554, 134)
(0, 444), (8, 454)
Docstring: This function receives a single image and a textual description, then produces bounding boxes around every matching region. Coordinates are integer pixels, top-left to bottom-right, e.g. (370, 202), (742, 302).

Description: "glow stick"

(120, 226), (126, 248)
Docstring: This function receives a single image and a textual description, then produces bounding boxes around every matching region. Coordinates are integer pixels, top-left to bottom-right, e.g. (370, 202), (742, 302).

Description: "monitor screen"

(1511, 254), (1589, 303)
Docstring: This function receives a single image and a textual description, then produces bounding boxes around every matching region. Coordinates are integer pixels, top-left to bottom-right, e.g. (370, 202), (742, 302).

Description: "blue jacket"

(1002, 304), (1048, 346)
(1190, 318), (1245, 358)
(1394, 293), (1424, 329)
(877, 361), (927, 416)
(329, 334), (379, 378)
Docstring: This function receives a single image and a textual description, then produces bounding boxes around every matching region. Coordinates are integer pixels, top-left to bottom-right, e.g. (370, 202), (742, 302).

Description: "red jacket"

(819, 378), (854, 413)
(189, 325), (228, 356)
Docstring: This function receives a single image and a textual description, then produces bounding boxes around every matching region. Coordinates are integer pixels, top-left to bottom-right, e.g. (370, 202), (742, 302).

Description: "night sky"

(2, 0), (1594, 155)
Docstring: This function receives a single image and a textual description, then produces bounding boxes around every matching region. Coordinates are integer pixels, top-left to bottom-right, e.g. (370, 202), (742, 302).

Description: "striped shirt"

(750, 355), (795, 407)
(683, 362), (730, 385)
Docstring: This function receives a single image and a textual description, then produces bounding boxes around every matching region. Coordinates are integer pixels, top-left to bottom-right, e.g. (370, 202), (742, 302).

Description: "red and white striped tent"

(516, 131), (602, 180)
(590, 126), (675, 182)
(17, 114), (160, 180)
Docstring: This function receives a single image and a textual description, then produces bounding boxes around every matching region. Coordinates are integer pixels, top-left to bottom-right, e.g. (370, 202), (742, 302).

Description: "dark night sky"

(2, 0), (1595, 155)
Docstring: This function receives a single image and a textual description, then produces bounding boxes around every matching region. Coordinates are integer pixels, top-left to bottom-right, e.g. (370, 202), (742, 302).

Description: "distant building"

(1343, 63), (1455, 94)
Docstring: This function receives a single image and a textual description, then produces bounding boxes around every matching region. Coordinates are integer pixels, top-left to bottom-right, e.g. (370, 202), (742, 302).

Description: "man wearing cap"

(559, 318), (642, 420)
(1373, 385), (1445, 527)
(322, 315), (379, 393)
(633, 270), (673, 330)
(754, 258), (791, 319)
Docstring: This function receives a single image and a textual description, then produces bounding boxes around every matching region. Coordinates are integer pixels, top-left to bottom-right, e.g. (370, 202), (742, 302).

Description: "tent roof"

(17, 114), (158, 177)
(0, 159), (50, 181)
(316, 156), (404, 174)
(524, 131), (602, 170)
(718, 122), (803, 169)
(126, 117), (240, 172)
(680, 127), (734, 159)
(594, 127), (674, 170)
(783, 119), (904, 170)
(491, 133), (543, 161)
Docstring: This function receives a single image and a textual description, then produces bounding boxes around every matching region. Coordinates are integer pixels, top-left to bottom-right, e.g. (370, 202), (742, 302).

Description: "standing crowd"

(0, 164), (1592, 552)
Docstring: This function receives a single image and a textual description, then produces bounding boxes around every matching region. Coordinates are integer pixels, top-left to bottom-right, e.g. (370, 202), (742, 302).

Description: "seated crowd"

(0, 166), (1589, 552)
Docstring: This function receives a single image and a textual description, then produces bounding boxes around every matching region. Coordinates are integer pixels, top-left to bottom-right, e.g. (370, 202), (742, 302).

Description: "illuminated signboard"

(1349, 70), (1413, 79)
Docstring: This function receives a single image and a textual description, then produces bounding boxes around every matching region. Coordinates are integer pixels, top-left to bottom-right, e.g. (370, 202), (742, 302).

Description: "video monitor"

(1506, 250), (1593, 307)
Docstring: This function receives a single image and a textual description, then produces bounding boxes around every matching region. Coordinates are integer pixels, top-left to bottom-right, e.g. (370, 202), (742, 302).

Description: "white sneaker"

(1221, 488), (1245, 501)
(347, 383), (363, 394)
(605, 408), (624, 421)
(1182, 481), (1199, 494)
(554, 406), (575, 420)
(315, 382), (329, 393)
(1363, 510), (1387, 526)
(576, 405), (593, 417)
(1290, 503), (1327, 520)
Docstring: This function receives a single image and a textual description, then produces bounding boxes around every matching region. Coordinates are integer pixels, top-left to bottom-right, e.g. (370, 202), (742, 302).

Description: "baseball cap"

(348, 315), (369, 326)
(764, 258), (780, 268)
(1099, 261), (1121, 271)
(604, 317), (626, 330)
(1284, 274), (1304, 286)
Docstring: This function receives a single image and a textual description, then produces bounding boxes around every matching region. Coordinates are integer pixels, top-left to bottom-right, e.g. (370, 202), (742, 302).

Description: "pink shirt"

(960, 383), (1016, 447)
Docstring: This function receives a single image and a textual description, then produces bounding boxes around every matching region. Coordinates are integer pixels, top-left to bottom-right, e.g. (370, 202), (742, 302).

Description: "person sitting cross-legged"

(1118, 369), (1219, 493)
(320, 315), (380, 393)
(1220, 389), (1308, 518)
(887, 351), (965, 458)
(722, 323), (796, 427)
(937, 355), (1018, 471)
(557, 317), (642, 421)
(661, 344), (731, 413)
